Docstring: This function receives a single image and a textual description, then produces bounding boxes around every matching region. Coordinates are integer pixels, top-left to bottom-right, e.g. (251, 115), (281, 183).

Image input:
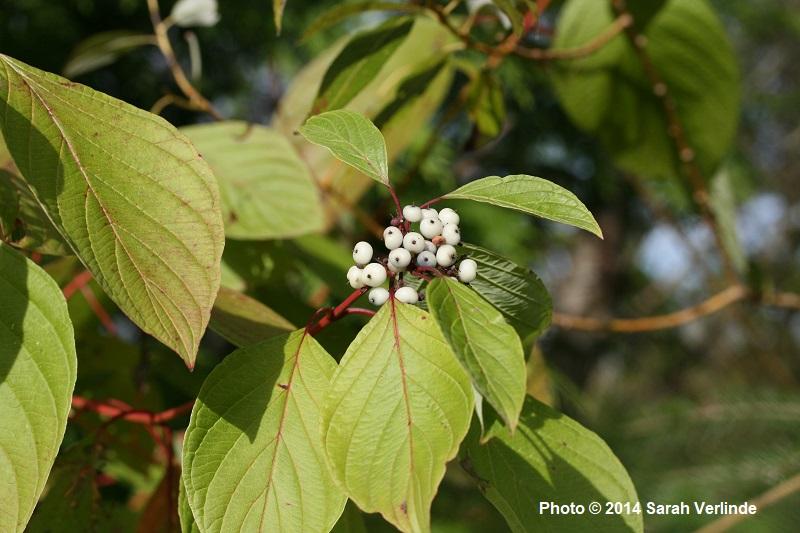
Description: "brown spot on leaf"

(400, 502), (407, 514)
(278, 383), (289, 390)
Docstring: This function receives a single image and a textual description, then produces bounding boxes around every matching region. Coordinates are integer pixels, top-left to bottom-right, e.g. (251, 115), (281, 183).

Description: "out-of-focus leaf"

(135, 469), (179, 533)
(710, 168), (746, 274)
(312, 18), (414, 114)
(462, 397), (644, 533)
(183, 331), (346, 532)
(0, 169), (19, 241)
(322, 301), (473, 533)
(374, 59), (447, 129)
(63, 31), (155, 78)
(0, 54), (225, 367)
(302, 2), (426, 40)
(273, 0), (287, 34)
(492, 0), (524, 34)
(209, 286), (295, 347)
(627, 0), (668, 29)
(427, 277), (526, 431)
(460, 243), (552, 340)
(526, 345), (554, 406)
(182, 122), (324, 240)
(445, 175), (603, 237)
(551, 0), (739, 182)
(0, 243), (77, 533)
(300, 110), (390, 187)
(466, 71), (507, 147)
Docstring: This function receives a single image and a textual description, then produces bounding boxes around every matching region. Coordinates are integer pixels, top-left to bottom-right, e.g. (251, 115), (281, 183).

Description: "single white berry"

(420, 217), (444, 239)
(352, 241), (373, 266)
(438, 208), (460, 226)
(347, 266), (365, 289)
(389, 248), (412, 270)
(416, 251), (437, 267)
(421, 208), (438, 219)
(458, 259), (478, 283)
(383, 226), (403, 250)
(402, 205), (422, 223)
(368, 287), (390, 306)
(361, 263), (387, 287)
(441, 223), (461, 245)
(395, 286), (419, 304)
(424, 240), (437, 253)
(436, 244), (457, 267)
(402, 232), (425, 253)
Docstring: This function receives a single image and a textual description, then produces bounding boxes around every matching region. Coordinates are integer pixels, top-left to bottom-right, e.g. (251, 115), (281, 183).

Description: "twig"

(80, 285), (118, 336)
(306, 288), (369, 334)
(516, 13), (632, 61)
(62, 269), (93, 299)
(71, 396), (194, 425)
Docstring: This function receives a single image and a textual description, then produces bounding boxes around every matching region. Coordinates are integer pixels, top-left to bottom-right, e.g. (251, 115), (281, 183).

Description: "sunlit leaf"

(273, 0), (287, 34)
(302, 2), (425, 40)
(0, 54), (225, 366)
(322, 301), (473, 533)
(0, 243), (77, 532)
(209, 286), (295, 347)
(183, 330), (346, 532)
(179, 477), (201, 533)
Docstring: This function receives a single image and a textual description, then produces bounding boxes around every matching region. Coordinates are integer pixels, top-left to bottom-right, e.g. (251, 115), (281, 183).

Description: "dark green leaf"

(63, 31), (155, 79)
(209, 286), (295, 347)
(302, 2), (425, 41)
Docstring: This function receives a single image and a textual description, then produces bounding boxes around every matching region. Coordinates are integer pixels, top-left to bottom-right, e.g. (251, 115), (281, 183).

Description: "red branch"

(306, 288), (368, 334)
(71, 396), (194, 425)
(62, 270), (93, 299)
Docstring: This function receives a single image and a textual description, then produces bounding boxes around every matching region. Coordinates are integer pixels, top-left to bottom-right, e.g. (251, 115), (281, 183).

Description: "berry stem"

(344, 307), (376, 318)
(388, 185), (403, 217)
(420, 196), (443, 209)
(306, 288), (368, 335)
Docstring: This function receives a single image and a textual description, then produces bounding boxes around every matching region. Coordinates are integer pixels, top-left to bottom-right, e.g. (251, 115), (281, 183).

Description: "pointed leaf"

(0, 54), (224, 366)
(273, 0), (287, 34)
(182, 122), (324, 240)
(462, 397), (643, 533)
(63, 31), (155, 79)
(445, 175), (602, 237)
(322, 301), (473, 533)
(299, 110), (389, 187)
(301, 2), (426, 41)
(427, 277), (525, 431)
(209, 287), (295, 347)
(313, 18), (414, 114)
(0, 243), (77, 532)
(183, 330), (346, 532)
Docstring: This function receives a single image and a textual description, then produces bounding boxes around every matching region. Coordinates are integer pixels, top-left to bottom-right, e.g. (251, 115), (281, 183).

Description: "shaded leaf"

(302, 2), (426, 41)
(182, 122), (324, 240)
(0, 169), (19, 241)
(273, 0), (287, 34)
(710, 168), (746, 274)
(374, 59), (448, 129)
(183, 330), (346, 532)
(299, 110), (389, 187)
(466, 71), (506, 148)
(0, 54), (225, 366)
(322, 301), (473, 533)
(462, 397), (643, 533)
(63, 31), (155, 79)
(209, 286), (295, 347)
(0, 243), (77, 532)
(313, 18), (414, 114)
(445, 175), (602, 237)
(427, 277), (526, 431)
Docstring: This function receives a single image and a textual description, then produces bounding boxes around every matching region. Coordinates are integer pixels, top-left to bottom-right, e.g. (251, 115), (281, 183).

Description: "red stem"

(72, 396), (194, 425)
(344, 307), (376, 317)
(80, 285), (118, 336)
(62, 269), (93, 299)
(306, 288), (368, 335)
(388, 185), (403, 217)
(420, 196), (442, 209)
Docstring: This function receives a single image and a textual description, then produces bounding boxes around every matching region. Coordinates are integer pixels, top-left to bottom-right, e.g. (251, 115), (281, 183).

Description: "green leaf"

(301, 2), (426, 41)
(322, 301), (473, 533)
(273, 0), (287, 34)
(313, 18), (414, 114)
(462, 397), (644, 533)
(492, 0), (524, 35)
(63, 31), (156, 79)
(182, 122), (324, 240)
(299, 110), (390, 187)
(427, 277), (526, 431)
(444, 175), (602, 237)
(551, 0), (739, 182)
(183, 330), (346, 532)
(374, 59), (448, 129)
(461, 243), (552, 340)
(209, 286), (295, 347)
(0, 170), (19, 241)
(0, 243), (77, 532)
(0, 54), (225, 367)
(710, 168), (746, 274)
(179, 477), (201, 533)
(466, 71), (507, 147)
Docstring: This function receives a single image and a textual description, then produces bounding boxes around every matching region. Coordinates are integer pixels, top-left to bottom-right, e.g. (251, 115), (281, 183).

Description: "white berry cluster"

(346, 206), (478, 306)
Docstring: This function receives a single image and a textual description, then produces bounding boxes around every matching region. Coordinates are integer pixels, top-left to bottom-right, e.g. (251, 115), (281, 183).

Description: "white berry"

(361, 263), (387, 287)
(402, 232), (425, 253)
(421, 208), (438, 219)
(458, 259), (477, 283)
(416, 251), (437, 267)
(383, 226), (403, 250)
(424, 240), (437, 253)
(402, 205), (422, 223)
(438, 208), (460, 225)
(368, 287), (390, 306)
(395, 286), (419, 304)
(436, 244), (457, 267)
(352, 241), (373, 266)
(389, 248), (412, 270)
(347, 266), (365, 289)
(441, 223), (461, 245)
(420, 217), (444, 238)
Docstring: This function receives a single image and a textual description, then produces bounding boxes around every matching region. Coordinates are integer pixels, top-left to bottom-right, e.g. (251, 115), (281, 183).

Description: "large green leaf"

(0, 243), (77, 532)
(313, 18), (414, 114)
(182, 122), (324, 240)
(444, 175), (602, 237)
(427, 277), (525, 431)
(462, 397), (643, 533)
(322, 301), (473, 533)
(299, 110), (389, 187)
(551, 0), (739, 182)
(179, 477), (201, 533)
(0, 54), (224, 366)
(209, 286), (295, 347)
(183, 330), (346, 532)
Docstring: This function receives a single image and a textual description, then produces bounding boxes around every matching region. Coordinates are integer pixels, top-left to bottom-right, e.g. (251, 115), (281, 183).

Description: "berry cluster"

(346, 205), (478, 306)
